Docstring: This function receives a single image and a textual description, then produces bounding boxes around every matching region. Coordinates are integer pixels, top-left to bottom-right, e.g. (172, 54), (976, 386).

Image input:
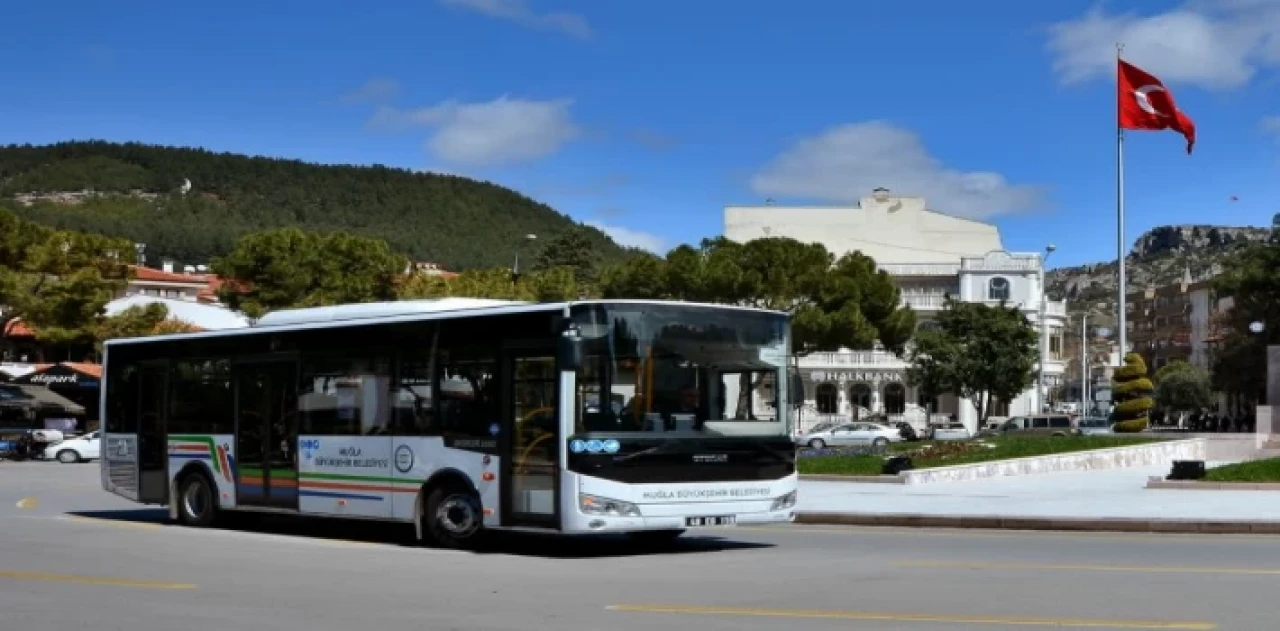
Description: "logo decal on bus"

(394, 445), (414, 473)
(299, 439), (321, 460)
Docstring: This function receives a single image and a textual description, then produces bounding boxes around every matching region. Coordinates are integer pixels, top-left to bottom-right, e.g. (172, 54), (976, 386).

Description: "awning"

(0, 383), (87, 416)
(11, 362), (101, 389)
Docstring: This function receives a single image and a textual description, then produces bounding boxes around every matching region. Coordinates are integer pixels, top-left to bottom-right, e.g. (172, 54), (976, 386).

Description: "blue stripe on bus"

(298, 490), (385, 502)
(169, 453), (209, 460)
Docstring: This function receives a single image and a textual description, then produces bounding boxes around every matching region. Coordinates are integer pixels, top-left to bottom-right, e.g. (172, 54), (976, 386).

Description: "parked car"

(983, 414), (1079, 437)
(44, 430), (100, 463)
(797, 421), (902, 449)
(925, 422), (972, 441)
(1076, 416), (1114, 435)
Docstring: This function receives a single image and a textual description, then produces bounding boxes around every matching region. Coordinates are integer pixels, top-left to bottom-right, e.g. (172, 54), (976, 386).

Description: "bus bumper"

(561, 473), (798, 533)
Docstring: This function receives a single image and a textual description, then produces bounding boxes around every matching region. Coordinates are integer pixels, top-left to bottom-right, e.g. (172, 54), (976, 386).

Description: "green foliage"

(0, 208), (133, 352)
(1203, 457), (1280, 483)
(1111, 352), (1154, 430)
(210, 227), (407, 318)
(905, 296), (1038, 422)
(1154, 361), (1213, 412)
(0, 140), (633, 270)
(531, 227), (603, 285)
(596, 236), (916, 354)
(95, 302), (199, 350)
(399, 266), (583, 302)
(1211, 235), (1280, 400)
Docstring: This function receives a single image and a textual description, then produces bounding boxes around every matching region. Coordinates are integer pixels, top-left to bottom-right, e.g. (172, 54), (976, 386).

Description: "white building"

(724, 188), (1069, 433)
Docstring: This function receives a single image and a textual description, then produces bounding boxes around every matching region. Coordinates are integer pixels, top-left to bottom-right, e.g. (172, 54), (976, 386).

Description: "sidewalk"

(795, 464), (1280, 534)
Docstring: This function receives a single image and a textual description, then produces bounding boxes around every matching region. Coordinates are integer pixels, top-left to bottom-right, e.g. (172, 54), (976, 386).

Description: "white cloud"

(341, 77), (400, 104)
(438, 0), (592, 39)
(586, 219), (666, 253)
(1046, 1), (1280, 90)
(370, 96), (580, 167)
(749, 121), (1043, 220)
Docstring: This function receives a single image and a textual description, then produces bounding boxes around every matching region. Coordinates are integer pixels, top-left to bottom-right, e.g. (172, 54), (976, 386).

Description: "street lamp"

(1038, 244), (1056, 413)
(512, 233), (537, 282)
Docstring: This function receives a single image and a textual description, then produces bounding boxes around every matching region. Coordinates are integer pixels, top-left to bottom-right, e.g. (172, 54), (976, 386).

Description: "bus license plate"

(685, 515), (736, 527)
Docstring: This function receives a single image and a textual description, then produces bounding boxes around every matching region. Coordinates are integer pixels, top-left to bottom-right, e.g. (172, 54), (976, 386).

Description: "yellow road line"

(607, 604), (1215, 629)
(60, 515), (164, 531)
(739, 525), (1280, 545)
(15, 497), (37, 509)
(0, 570), (195, 590)
(897, 560), (1280, 576)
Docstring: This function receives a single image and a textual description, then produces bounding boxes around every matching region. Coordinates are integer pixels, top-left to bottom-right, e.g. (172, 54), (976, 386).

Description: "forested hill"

(0, 140), (631, 270)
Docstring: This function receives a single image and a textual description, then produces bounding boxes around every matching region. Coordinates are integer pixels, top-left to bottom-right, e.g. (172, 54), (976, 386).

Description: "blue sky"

(3, 0), (1280, 269)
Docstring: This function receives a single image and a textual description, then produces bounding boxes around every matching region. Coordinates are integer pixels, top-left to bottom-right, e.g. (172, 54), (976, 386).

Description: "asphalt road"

(3, 461), (1280, 630)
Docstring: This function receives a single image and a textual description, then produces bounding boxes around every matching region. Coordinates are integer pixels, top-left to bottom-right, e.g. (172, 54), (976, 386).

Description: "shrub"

(1111, 353), (1153, 429)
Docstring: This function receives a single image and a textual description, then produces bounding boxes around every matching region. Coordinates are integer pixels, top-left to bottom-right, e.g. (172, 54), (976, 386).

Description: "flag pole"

(1116, 42), (1128, 367)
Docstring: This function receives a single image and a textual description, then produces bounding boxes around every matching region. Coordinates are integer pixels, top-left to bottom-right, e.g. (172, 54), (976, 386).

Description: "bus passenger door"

(137, 361), (169, 505)
(500, 350), (559, 528)
(234, 359), (299, 510)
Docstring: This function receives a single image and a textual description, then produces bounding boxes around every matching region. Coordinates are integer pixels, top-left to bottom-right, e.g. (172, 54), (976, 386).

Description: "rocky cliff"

(1046, 224), (1272, 323)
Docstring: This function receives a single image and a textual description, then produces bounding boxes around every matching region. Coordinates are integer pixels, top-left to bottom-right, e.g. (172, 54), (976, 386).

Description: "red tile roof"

(3, 319), (34, 338)
(34, 362), (103, 379)
(129, 265), (210, 285)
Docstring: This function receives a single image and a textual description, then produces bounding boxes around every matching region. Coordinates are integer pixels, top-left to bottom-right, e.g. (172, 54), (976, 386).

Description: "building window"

(1050, 335), (1063, 360)
(815, 383), (838, 414)
(883, 383), (906, 414)
(850, 383), (872, 412)
(988, 277), (1010, 301)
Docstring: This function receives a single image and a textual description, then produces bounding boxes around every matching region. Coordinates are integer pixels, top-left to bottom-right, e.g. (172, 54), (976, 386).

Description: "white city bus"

(99, 298), (800, 547)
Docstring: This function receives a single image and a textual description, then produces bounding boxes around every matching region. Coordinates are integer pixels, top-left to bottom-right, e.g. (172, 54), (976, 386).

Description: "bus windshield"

(570, 303), (790, 438)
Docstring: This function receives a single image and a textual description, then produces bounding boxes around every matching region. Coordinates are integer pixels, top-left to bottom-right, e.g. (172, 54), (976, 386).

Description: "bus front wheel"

(177, 472), (218, 528)
(423, 485), (484, 549)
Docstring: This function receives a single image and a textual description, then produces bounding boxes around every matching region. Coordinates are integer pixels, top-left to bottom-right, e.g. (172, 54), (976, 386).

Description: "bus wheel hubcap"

(437, 495), (478, 535)
(184, 482), (207, 517)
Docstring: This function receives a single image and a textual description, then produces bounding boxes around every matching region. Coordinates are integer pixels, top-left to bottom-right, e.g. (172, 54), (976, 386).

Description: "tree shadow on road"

(65, 509), (775, 559)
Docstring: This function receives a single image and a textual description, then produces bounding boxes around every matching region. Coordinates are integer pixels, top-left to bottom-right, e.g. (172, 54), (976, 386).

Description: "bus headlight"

(579, 493), (641, 517)
(771, 490), (797, 511)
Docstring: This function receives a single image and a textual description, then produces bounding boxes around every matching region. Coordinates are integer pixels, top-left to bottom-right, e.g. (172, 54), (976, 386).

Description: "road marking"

(15, 497), (37, 509)
(0, 570), (196, 590)
(897, 560), (1280, 576)
(607, 604), (1216, 629)
(59, 515), (164, 531)
(740, 525), (1280, 545)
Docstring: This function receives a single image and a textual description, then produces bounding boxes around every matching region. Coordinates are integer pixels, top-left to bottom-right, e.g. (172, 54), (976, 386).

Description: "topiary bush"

(1111, 352), (1154, 432)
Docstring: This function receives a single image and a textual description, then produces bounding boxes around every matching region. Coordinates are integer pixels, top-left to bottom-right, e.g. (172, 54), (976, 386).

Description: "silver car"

(1076, 416), (1114, 435)
(797, 421), (902, 450)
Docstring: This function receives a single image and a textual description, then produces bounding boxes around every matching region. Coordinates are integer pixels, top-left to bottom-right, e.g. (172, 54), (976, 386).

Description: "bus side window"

(105, 360), (139, 434)
(394, 358), (435, 436)
(299, 354), (392, 436)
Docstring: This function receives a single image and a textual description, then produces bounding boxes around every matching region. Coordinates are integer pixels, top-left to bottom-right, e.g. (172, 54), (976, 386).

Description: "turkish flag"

(1118, 59), (1196, 154)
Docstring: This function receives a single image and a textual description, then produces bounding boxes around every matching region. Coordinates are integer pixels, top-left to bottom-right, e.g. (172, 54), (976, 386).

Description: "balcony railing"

(798, 350), (909, 368)
(879, 263), (960, 276)
(900, 294), (949, 309)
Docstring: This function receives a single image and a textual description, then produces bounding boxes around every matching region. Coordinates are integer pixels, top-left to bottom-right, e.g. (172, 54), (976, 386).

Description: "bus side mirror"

(558, 335), (584, 371)
(789, 370), (804, 408)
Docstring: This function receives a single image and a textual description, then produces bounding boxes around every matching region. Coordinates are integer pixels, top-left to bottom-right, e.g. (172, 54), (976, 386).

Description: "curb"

(1146, 477), (1280, 491)
(794, 512), (1280, 534)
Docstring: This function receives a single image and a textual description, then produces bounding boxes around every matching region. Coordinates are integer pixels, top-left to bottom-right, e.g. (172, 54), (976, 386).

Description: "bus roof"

(102, 298), (787, 347)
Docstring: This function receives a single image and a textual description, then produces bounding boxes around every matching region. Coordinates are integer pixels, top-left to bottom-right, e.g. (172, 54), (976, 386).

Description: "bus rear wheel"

(423, 485), (484, 549)
(177, 472), (218, 528)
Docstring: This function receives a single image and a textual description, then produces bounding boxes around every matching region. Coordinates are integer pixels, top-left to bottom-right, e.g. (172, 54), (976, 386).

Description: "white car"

(798, 421), (902, 449)
(44, 430), (100, 463)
